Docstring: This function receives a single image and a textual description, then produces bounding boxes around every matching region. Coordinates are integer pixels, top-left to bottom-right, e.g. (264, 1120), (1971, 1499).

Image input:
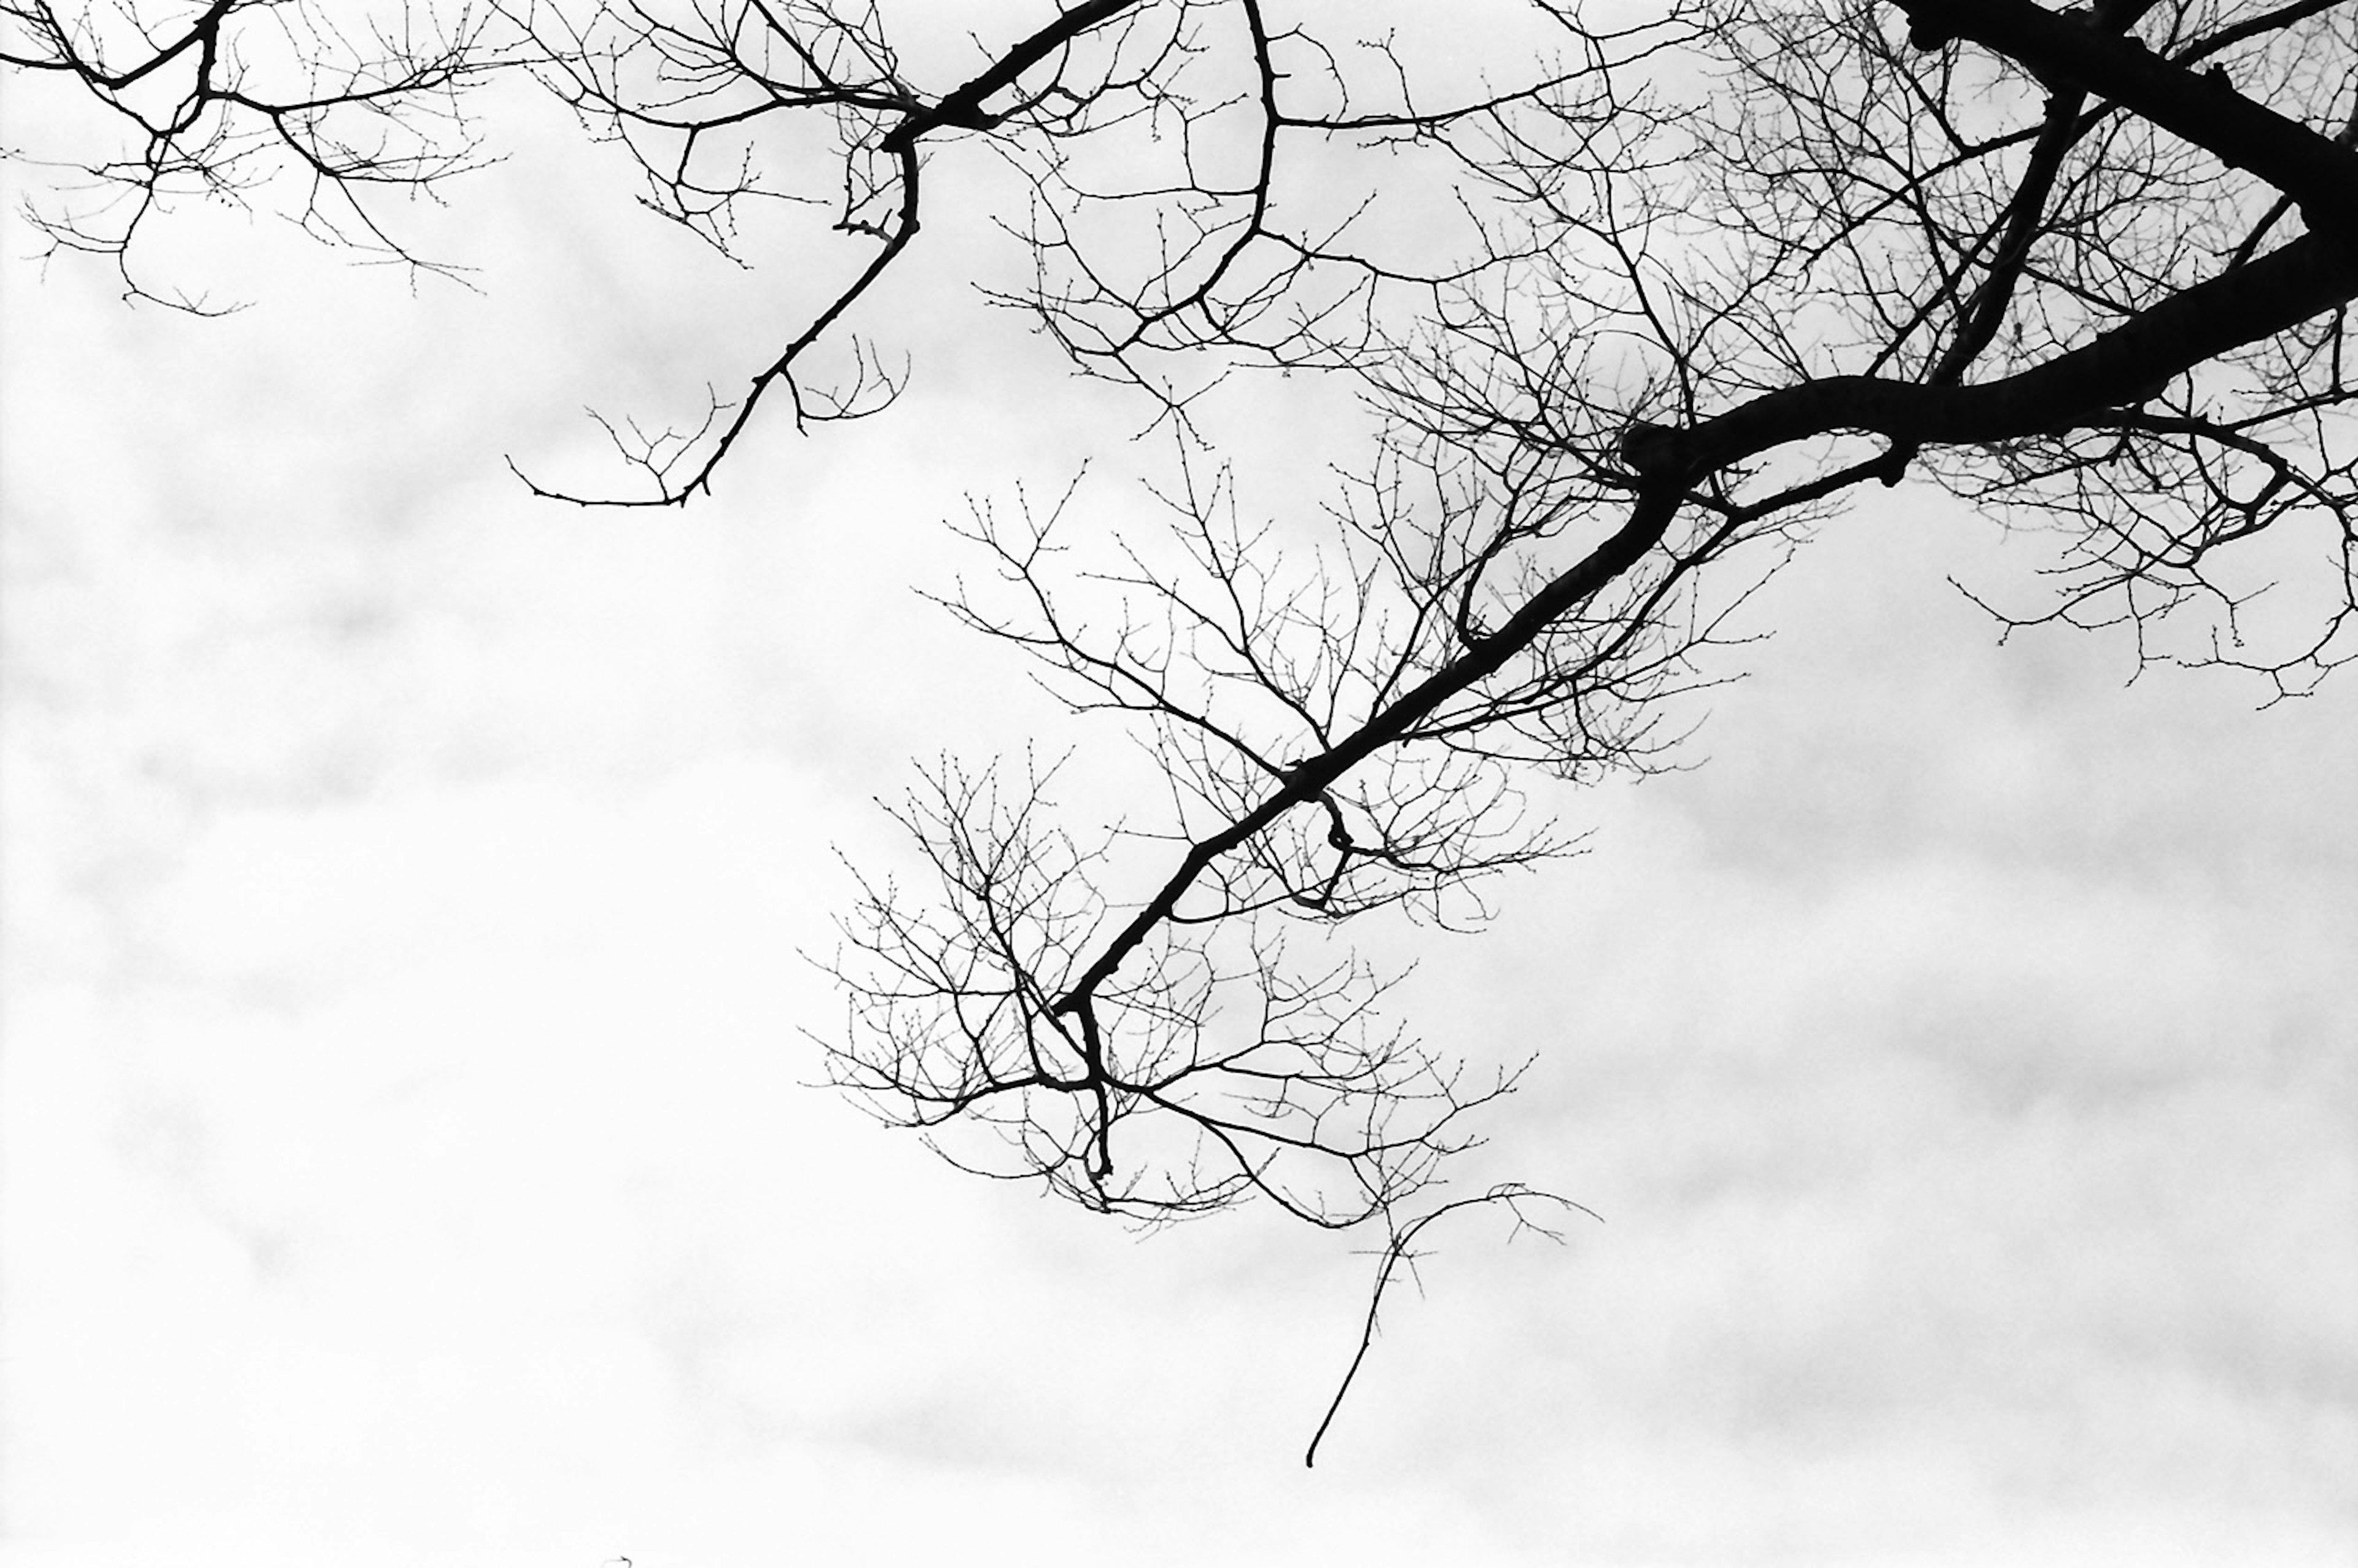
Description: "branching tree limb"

(15, 0), (2356, 1450)
(3, 0), (500, 306)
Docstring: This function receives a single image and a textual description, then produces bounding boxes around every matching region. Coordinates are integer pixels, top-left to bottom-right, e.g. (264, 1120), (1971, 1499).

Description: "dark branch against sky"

(4, 0), (2355, 1519)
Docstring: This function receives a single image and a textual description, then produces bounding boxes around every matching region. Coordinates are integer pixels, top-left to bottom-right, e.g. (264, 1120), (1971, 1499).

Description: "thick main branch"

(1064, 225), (2358, 1011)
(880, 0), (1145, 152)
(1646, 231), (2358, 481)
(1893, 0), (2358, 247)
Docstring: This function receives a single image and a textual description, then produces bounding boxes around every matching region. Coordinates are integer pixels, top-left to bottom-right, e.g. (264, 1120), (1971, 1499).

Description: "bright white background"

(4, 21), (2355, 1565)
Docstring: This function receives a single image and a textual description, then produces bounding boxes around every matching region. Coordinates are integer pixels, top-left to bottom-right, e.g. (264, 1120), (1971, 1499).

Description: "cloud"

(5, 69), (2352, 1568)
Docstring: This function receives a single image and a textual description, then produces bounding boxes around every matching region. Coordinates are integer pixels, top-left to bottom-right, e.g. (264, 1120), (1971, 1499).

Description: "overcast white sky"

(3, 16), (2356, 1566)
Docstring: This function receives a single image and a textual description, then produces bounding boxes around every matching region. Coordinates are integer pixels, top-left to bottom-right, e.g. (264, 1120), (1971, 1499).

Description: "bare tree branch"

(16, 0), (2357, 1453)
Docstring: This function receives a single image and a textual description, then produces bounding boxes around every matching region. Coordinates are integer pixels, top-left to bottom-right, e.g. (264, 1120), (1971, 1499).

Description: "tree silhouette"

(12, 0), (2355, 1449)
(2, 0), (500, 307)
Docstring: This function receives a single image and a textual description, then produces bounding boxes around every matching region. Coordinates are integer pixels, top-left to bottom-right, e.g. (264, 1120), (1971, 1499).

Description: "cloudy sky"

(4, 18), (2355, 1567)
